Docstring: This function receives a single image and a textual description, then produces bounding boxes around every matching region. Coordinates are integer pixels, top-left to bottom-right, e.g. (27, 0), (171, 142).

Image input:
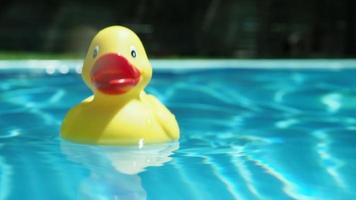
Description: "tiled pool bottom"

(1, 60), (356, 199)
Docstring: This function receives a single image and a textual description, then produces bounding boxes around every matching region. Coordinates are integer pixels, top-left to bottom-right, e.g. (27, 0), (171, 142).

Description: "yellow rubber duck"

(61, 26), (179, 145)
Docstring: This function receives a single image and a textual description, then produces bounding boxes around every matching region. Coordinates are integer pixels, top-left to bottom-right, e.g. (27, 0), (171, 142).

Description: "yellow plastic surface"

(61, 26), (180, 145)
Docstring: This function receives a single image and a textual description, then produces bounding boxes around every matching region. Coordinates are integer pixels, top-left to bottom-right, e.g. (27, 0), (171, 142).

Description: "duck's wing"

(141, 93), (180, 140)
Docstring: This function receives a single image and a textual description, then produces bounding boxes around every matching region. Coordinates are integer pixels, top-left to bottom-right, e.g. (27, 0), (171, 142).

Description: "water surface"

(0, 60), (356, 200)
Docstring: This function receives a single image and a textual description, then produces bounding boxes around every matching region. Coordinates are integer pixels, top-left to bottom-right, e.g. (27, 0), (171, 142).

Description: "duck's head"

(82, 26), (152, 98)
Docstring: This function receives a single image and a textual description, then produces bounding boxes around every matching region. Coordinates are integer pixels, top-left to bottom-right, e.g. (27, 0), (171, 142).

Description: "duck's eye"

(93, 46), (99, 58)
(130, 46), (137, 58)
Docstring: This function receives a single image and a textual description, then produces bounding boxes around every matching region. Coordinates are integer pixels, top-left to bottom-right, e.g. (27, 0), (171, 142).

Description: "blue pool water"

(1, 60), (356, 200)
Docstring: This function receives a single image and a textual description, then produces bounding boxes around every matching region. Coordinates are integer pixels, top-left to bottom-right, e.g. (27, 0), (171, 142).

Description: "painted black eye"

(130, 46), (137, 58)
(93, 46), (99, 58)
(131, 50), (136, 58)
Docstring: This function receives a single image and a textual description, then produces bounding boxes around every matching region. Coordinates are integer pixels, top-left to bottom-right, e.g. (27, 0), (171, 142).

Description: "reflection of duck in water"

(61, 141), (179, 199)
(61, 26), (179, 145)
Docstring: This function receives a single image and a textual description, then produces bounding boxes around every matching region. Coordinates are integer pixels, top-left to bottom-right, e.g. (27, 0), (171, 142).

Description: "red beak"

(90, 53), (140, 95)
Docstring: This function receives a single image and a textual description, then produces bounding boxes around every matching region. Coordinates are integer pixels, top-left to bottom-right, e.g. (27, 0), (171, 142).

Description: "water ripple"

(0, 128), (21, 139)
(313, 130), (345, 188)
(0, 147), (12, 200)
(321, 93), (342, 113)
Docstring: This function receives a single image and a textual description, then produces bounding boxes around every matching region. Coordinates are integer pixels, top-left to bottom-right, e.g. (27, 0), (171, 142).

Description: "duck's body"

(61, 26), (179, 145)
(62, 92), (179, 145)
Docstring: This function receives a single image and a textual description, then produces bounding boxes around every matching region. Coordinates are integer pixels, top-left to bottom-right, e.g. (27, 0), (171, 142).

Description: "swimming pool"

(1, 59), (356, 199)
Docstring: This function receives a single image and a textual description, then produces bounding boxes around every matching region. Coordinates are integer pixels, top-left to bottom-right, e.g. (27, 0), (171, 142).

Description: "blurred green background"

(0, 0), (355, 58)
